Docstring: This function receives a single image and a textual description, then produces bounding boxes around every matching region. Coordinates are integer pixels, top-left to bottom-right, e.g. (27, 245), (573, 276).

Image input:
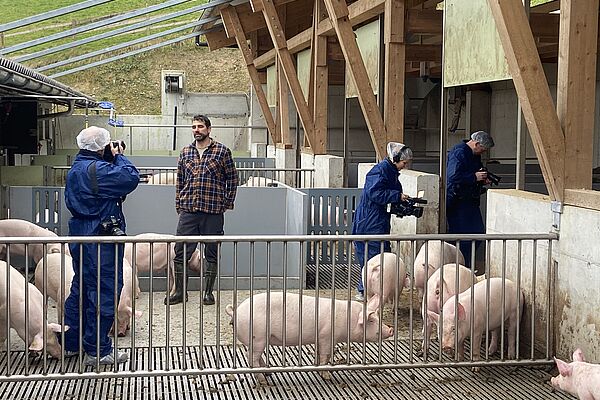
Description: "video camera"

(100, 216), (126, 236)
(388, 194), (428, 219)
(480, 167), (501, 186)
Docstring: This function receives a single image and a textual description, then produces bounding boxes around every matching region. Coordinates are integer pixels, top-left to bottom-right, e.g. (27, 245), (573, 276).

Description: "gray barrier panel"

(4, 185), (308, 290)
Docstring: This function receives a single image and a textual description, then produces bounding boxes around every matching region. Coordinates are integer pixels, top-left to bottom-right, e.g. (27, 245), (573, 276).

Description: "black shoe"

(203, 292), (215, 305)
(164, 263), (188, 305)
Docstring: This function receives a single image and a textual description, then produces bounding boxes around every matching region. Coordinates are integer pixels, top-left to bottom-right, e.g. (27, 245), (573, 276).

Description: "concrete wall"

(486, 189), (600, 361)
(55, 93), (251, 155)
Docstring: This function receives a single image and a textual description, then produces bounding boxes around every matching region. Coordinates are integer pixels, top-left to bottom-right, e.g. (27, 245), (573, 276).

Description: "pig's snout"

(382, 326), (394, 339)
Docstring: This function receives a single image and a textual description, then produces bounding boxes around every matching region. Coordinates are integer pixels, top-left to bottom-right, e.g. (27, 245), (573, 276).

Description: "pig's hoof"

(471, 366), (480, 373)
(118, 332), (126, 337)
(415, 349), (424, 357)
(319, 371), (332, 381)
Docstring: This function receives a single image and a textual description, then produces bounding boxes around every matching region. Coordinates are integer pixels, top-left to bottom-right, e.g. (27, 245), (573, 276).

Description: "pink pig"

(413, 241), (465, 300)
(362, 252), (409, 312)
(421, 263), (476, 352)
(34, 252), (74, 322)
(0, 219), (67, 264)
(226, 292), (394, 385)
(427, 277), (523, 364)
(552, 348), (600, 399)
(124, 233), (201, 295)
(115, 258), (142, 337)
(0, 260), (66, 358)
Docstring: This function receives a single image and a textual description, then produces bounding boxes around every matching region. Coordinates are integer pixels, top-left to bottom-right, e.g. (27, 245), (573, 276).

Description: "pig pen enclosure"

(0, 184), (571, 399)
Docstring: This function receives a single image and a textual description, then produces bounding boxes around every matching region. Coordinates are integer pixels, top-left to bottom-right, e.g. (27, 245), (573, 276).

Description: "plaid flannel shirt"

(175, 140), (238, 214)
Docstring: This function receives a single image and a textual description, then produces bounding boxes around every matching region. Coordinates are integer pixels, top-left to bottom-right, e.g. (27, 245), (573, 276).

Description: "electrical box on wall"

(163, 71), (185, 93)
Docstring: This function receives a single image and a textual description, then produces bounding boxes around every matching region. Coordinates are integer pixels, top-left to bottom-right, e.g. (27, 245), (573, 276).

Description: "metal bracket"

(551, 201), (563, 232)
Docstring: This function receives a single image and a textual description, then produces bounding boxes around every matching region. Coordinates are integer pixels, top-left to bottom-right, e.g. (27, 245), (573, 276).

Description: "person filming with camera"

(446, 130), (495, 271)
(352, 142), (413, 301)
(62, 126), (139, 366)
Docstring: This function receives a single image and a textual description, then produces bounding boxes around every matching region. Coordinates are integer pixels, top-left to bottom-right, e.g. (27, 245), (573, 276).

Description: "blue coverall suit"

(62, 149), (139, 357)
(352, 159), (403, 294)
(446, 140), (485, 267)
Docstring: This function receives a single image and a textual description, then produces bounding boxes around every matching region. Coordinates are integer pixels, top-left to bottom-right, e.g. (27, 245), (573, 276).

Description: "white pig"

(124, 233), (202, 295)
(413, 241), (465, 300)
(421, 263), (476, 351)
(552, 348), (600, 400)
(0, 260), (66, 358)
(115, 258), (142, 337)
(226, 292), (394, 385)
(362, 252), (409, 312)
(34, 253), (74, 322)
(427, 277), (523, 363)
(0, 219), (66, 264)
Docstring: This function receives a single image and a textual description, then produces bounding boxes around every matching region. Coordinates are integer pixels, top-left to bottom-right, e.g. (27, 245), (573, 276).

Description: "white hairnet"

(387, 142), (413, 162)
(76, 126), (111, 151)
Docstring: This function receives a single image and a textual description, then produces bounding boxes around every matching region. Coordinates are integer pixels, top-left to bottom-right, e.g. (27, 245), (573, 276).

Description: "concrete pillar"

(248, 84), (269, 148)
(300, 151), (315, 188)
(267, 144), (277, 159)
(465, 89), (491, 136)
(275, 144), (295, 185)
(251, 143), (267, 158)
(357, 163), (376, 188)
(314, 155), (344, 188)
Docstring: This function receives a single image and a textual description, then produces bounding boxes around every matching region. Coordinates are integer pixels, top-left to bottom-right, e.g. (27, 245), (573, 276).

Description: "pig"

(0, 219), (66, 265)
(427, 277), (523, 365)
(225, 292), (394, 385)
(124, 233), (202, 295)
(413, 241), (465, 300)
(147, 172), (176, 185)
(34, 252), (74, 322)
(421, 263), (476, 352)
(552, 348), (600, 400)
(115, 258), (142, 337)
(362, 252), (409, 312)
(0, 260), (66, 358)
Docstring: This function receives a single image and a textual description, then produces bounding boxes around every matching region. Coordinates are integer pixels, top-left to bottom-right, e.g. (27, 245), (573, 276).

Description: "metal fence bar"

(0, 233), (558, 383)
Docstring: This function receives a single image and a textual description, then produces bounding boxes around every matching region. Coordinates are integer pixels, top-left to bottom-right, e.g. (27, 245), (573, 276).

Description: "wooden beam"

(531, 0), (560, 14)
(277, 57), (291, 143)
(488, 0), (565, 201)
(564, 189), (600, 211)
(204, 29), (236, 51)
(384, 0), (405, 144)
(324, 0), (388, 159)
(556, 0), (598, 190)
(405, 9), (441, 34)
(221, 6), (279, 143)
(253, 0), (325, 153)
(313, 0), (328, 151)
(406, 43), (440, 62)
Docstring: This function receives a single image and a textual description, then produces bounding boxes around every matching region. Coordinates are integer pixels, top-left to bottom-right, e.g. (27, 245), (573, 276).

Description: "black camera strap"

(88, 160), (99, 195)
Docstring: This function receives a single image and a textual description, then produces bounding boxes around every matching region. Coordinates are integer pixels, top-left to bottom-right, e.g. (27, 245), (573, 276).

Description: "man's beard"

(194, 133), (208, 142)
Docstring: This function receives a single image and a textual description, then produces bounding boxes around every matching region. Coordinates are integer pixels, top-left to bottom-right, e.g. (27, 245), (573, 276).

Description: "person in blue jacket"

(352, 142), (413, 300)
(62, 126), (139, 366)
(446, 130), (494, 270)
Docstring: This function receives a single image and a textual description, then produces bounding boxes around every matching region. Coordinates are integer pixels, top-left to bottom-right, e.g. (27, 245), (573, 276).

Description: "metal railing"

(0, 233), (557, 383)
(47, 166), (315, 188)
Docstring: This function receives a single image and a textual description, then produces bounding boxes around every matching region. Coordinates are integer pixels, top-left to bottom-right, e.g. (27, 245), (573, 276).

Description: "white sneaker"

(355, 292), (365, 301)
(84, 350), (128, 366)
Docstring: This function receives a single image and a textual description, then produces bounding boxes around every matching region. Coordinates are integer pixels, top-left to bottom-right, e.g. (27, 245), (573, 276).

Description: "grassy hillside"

(1, 0), (250, 114)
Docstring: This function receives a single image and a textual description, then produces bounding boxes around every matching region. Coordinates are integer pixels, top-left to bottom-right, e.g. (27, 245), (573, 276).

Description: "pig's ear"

(366, 296), (380, 314)
(555, 358), (573, 377)
(427, 310), (439, 324)
(29, 335), (44, 352)
(48, 323), (67, 333)
(572, 348), (585, 362)
(457, 302), (466, 321)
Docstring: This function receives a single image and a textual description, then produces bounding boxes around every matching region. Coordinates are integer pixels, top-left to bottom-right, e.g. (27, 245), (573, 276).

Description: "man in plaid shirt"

(165, 114), (238, 306)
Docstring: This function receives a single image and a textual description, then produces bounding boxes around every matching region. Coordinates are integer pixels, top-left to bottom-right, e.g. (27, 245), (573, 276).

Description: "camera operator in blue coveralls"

(446, 130), (495, 271)
(352, 142), (413, 301)
(62, 126), (139, 366)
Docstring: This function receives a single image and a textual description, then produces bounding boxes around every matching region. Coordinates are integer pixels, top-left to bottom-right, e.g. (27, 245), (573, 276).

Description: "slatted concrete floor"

(0, 342), (574, 400)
